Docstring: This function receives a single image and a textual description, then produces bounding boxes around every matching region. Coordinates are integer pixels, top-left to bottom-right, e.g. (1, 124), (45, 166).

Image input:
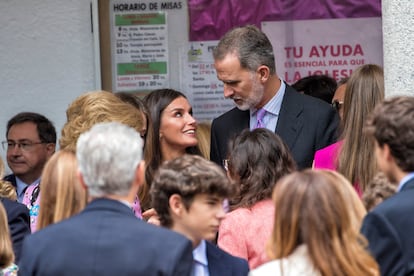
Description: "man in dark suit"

(152, 155), (249, 276)
(211, 25), (339, 169)
(0, 197), (30, 262)
(3, 112), (56, 203)
(361, 96), (414, 275)
(18, 122), (193, 276)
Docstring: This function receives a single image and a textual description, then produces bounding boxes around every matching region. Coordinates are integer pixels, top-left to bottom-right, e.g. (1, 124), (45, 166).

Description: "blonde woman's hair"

(0, 202), (14, 268)
(268, 169), (379, 276)
(37, 150), (87, 230)
(0, 159), (16, 201)
(60, 91), (145, 152)
(0, 182), (16, 201)
(337, 64), (384, 191)
(196, 122), (211, 160)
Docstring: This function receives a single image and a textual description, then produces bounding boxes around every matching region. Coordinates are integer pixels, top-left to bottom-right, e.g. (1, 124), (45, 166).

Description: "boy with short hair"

(362, 96), (414, 275)
(151, 154), (249, 276)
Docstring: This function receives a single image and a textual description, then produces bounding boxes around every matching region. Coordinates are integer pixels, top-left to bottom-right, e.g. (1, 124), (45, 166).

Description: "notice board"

(98, 0), (189, 94)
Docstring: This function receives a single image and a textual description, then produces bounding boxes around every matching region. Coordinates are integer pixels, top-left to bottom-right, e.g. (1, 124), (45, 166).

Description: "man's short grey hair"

(213, 25), (276, 74)
(76, 122), (143, 197)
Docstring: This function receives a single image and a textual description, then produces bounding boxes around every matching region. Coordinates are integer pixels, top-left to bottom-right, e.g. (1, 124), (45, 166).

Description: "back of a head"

(342, 64), (384, 134)
(213, 25), (276, 74)
(269, 169), (378, 276)
(6, 112), (56, 144)
(0, 202), (14, 267)
(37, 150), (87, 230)
(366, 96), (414, 172)
(338, 64), (384, 189)
(76, 122), (143, 198)
(115, 92), (147, 112)
(60, 91), (145, 152)
(292, 75), (337, 104)
(227, 128), (296, 209)
(151, 154), (232, 228)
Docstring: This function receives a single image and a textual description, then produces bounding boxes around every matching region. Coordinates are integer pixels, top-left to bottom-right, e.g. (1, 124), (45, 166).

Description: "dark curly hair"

(227, 128), (296, 209)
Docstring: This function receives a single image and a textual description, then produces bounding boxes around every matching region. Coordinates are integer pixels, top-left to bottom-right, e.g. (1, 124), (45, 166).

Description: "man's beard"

(235, 75), (264, 111)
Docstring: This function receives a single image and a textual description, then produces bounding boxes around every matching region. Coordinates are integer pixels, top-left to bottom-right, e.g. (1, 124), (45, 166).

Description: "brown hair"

(337, 64), (384, 191)
(151, 154), (233, 228)
(142, 89), (201, 211)
(37, 150), (87, 230)
(268, 169), (379, 276)
(227, 128), (296, 209)
(0, 202), (14, 268)
(366, 96), (414, 172)
(114, 92), (150, 140)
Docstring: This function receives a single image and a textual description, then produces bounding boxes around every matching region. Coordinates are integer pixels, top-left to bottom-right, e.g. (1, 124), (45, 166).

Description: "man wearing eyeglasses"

(3, 112), (56, 230)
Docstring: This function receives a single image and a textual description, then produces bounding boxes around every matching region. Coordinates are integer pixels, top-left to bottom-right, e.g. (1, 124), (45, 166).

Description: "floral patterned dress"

(1, 263), (18, 276)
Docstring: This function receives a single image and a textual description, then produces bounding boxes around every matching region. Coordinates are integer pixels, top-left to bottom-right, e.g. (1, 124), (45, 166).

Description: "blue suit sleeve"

(361, 211), (405, 276)
(3, 199), (31, 262)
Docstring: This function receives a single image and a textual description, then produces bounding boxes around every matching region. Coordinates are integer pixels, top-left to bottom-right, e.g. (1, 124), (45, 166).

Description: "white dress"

(248, 245), (320, 276)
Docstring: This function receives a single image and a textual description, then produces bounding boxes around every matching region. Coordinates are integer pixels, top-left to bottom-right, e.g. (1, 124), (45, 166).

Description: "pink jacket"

(218, 199), (274, 269)
(313, 141), (342, 170)
(313, 141), (362, 196)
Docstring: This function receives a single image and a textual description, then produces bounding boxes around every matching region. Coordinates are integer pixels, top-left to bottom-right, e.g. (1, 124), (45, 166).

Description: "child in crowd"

(151, 154), (249, 276)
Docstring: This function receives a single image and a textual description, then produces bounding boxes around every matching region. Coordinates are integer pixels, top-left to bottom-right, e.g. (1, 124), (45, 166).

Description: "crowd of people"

(0, 24), (411, 276)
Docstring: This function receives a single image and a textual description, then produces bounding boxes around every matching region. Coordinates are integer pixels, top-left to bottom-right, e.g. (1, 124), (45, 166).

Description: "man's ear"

(46, 143), (56, 156)
(135, 160), (145, 186)
(382, 144), (393, 161)
(169, 194), (184, 217)
(257, 65), (270, 82)
(77, 170), (88, 191)
(133, 160), (145, 188)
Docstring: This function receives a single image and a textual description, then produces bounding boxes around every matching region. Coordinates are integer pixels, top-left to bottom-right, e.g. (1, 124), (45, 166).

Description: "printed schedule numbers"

(113, 12), (169, 91)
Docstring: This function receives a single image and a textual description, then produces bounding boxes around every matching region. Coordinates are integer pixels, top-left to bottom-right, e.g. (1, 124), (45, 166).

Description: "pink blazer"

(313, 141), (342, 170)
(218, 199), (274, 269)
(313, 141), (362, 196)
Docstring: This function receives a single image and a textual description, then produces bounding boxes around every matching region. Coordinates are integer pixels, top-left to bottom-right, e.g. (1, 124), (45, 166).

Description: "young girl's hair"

(268, 169), (379, 276)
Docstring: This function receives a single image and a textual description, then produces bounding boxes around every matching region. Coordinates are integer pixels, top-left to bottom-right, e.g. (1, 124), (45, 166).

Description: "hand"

(142, 208), (161, 226)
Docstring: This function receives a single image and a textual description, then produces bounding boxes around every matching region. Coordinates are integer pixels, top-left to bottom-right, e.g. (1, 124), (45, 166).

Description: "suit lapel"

(206, 242), (229, 276)
(235, 108), (250, 131)
(275, 85), (304, 149)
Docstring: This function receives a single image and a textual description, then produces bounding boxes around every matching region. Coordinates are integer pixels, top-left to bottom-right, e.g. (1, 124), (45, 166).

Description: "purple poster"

(188, 0), (381, 41)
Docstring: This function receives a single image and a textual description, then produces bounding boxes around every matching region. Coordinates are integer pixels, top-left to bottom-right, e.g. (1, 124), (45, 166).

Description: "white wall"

(0, 0), (98, 173)
(382, 0), (414, 97)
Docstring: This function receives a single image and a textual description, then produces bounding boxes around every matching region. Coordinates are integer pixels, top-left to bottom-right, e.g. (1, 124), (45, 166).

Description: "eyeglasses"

(331, 100), (344, 111)
(2, 141), (46, 151)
